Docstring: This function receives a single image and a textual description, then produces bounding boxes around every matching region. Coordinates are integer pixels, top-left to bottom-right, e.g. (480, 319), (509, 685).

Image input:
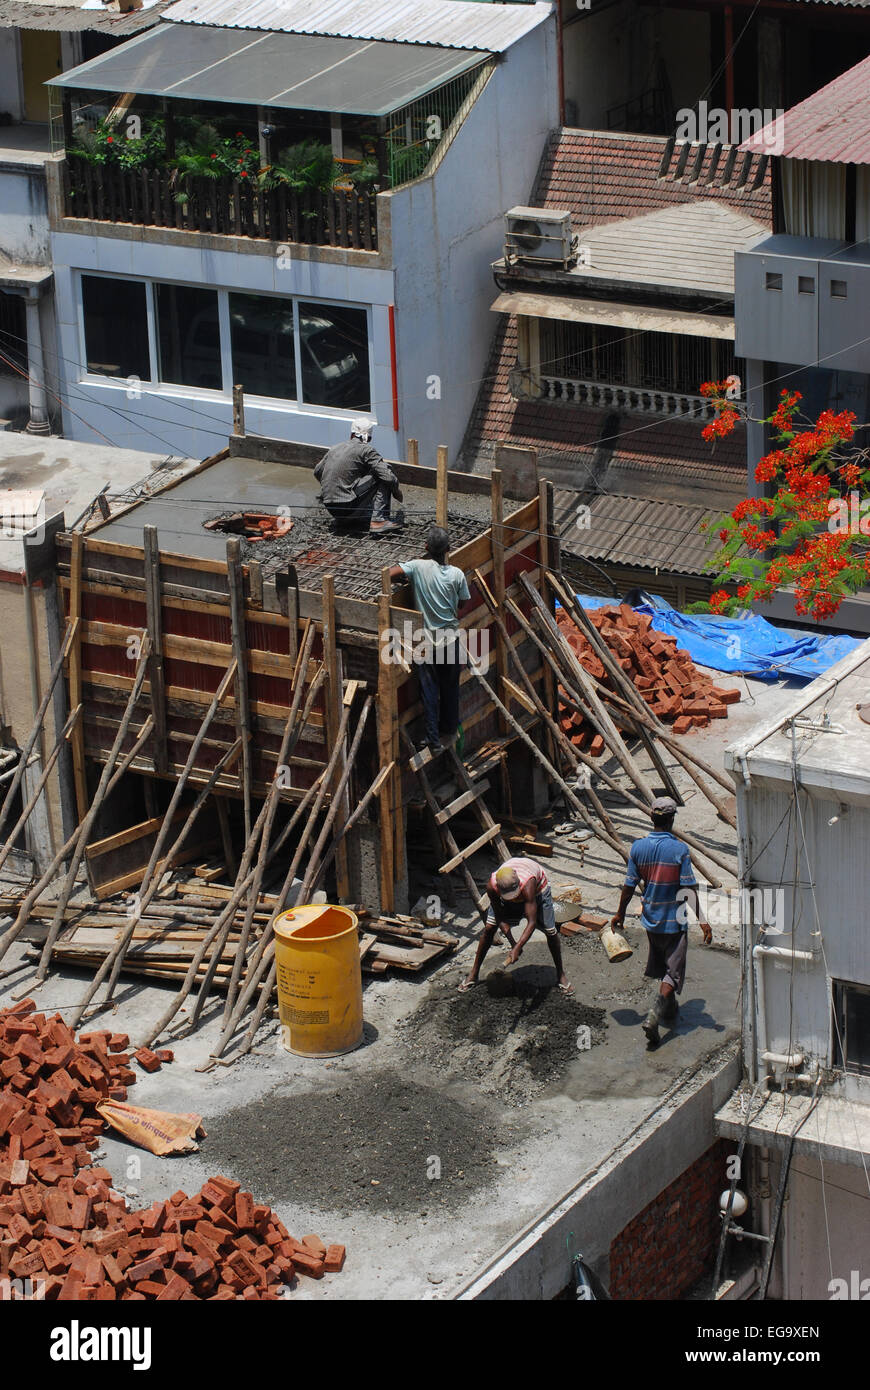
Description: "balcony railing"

(61, 154), (378, 250)
(537, 375), (717, 420)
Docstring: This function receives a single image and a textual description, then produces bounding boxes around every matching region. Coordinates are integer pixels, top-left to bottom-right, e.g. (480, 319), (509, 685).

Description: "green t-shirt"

(400, 558), (470, 647)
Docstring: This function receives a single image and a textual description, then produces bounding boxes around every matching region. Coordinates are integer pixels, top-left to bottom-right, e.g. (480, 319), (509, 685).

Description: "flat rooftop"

(1, 669), (802, 1298)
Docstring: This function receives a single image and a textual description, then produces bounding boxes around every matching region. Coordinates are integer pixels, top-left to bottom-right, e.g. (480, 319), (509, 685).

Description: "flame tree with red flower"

(694, 382), (870, 623)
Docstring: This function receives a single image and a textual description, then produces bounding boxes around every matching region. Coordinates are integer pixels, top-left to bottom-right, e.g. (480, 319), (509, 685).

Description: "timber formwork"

(52, 436), (557, 912)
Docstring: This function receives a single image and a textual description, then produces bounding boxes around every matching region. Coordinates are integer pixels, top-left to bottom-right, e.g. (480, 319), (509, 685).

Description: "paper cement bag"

(96, 1101), (206, 1156)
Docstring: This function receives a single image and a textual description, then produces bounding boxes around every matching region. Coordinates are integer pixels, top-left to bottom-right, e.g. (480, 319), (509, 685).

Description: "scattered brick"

(0, 1003), (347, 1301)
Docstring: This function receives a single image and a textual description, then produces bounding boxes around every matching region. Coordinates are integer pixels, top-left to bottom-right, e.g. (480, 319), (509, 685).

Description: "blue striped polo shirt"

(624, 830), (697, 933)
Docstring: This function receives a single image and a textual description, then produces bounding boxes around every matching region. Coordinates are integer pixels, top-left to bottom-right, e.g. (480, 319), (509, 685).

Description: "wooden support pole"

(226, 538), (252, 844)
(32, 636), (154, 981)
(436, 445), (449, 527)
(321, 574), (350, 900)
(143, 526), (168, 776)
(0, 705), (81, 879)
(381, 567), (404, 886)
(232, 384), (245, 437)
(472, 570), (625, 851)
(376, 588), (396, 914)
(406, 438), (419, 467)
(214, 796), (237, 879)
(519, 573), (656, 803)
(489, 471), (509, 742)
(0, 616), (78, 843)
(67, 534), (89, 823)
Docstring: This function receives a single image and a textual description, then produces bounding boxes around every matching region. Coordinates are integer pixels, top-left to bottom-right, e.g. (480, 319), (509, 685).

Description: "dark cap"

(651, 796), (678, 816)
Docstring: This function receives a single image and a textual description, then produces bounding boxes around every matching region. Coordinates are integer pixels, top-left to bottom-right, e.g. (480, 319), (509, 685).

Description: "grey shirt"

(314, 439), (397, 506)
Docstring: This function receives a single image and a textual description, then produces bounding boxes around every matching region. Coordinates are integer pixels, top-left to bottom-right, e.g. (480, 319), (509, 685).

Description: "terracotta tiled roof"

(462, 317), (748, 497)
(533, 129), (773, 228)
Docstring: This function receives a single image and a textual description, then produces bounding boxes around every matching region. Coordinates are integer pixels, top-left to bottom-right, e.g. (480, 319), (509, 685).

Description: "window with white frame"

(80, 274), (372, 412)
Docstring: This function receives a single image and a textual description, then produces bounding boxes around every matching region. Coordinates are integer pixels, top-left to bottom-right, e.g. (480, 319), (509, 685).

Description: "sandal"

(458, 978), (477, 993)
(558, 981), (576, 996)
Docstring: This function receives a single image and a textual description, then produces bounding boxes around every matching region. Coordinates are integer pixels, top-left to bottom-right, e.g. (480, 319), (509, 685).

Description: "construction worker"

(314, 420), (404, 535)
(389, 526), (469, 757)
(459, 856), (575, 995)
(610, 796), (712, 1048)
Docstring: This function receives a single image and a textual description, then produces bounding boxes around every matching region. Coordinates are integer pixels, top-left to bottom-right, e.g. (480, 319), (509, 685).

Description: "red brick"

(324, 1244), (346, 1273)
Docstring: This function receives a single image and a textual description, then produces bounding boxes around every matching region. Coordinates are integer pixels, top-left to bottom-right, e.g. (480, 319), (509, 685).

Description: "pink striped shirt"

(488, 856), (550, 899)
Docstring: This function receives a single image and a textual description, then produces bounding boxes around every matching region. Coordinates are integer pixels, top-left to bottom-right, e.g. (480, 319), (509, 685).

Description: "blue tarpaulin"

(572, 593), (863, 681)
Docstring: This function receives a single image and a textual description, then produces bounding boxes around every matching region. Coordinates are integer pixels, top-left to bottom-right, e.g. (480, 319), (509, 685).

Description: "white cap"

(350, 418), (375, 442)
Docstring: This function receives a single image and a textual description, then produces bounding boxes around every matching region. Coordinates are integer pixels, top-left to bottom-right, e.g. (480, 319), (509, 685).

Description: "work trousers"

(418, 639), (461, 747)
(325, 479), (391, 529)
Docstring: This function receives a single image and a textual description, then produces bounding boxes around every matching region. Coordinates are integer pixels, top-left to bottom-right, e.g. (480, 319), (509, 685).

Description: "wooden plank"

(67, 532), (89, 824)
(76, 535), (230, 576)
(79, 669), (325, 730)
(78, 618), (304, 677)
(490, 469), (509, 753)
(434, 779), (491, 825)
(143, 526), (168, 775)
(438, 822), (502, 874)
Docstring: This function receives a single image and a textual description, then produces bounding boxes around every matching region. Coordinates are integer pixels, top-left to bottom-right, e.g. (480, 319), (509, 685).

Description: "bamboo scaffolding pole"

(20, 637), (154, 979)
(519, 573), (657, 804)
(0, 715), (156, 964)
(0, 618), (79, 844)
(233, 695), (373, 1059)
(0, 705), (81, 878)
(499, 595), (731, 884)
(89, 661), (239, 1005)
(226, 538), (253, 842)
(139, 767), (327, 1049)
(471, 570), (625, 851)
(197, 662), (325, 1025)
(464, 654), (627, 860)
(71, 736), (242, 1027)
(307, 760), (395, 895)
(209, 695), (355, 1061)
(548, 575), (733, 820)
(221, 628), (319, 1022)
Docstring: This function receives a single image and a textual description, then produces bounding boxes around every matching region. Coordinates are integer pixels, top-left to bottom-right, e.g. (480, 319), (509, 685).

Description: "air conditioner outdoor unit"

(504, 207), (575, 268)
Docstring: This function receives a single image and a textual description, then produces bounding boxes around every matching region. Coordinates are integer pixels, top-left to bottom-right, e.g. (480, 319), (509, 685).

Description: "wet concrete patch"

(203, 1070), (501, 1218)
(396, 967), (608, 1106)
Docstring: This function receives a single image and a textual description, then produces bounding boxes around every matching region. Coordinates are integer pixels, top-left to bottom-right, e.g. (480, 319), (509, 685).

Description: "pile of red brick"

(557, 604), (740, 746)
(0, 1000), (345, 1299)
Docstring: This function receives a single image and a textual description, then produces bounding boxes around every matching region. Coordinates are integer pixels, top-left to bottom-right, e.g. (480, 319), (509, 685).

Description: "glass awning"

(49, 22), (489, 117)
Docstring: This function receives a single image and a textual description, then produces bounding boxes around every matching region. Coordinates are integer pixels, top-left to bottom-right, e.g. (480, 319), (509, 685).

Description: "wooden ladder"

(405, 737), (510, 923)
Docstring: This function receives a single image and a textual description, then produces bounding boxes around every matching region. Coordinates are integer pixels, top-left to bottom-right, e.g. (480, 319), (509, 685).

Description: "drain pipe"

(752, 942), (815, 1084)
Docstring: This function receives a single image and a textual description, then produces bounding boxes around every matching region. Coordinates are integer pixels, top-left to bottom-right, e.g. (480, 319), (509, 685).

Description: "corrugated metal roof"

(50, 22), (488, 114)
(741, 54), (870, 164)
(554, 487), (734, 578)
(0, 0), (167, 31)
(162, 0), (553, 51)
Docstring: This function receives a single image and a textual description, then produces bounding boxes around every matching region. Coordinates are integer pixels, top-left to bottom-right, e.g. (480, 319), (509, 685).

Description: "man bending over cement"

(459, 857), (574, 995)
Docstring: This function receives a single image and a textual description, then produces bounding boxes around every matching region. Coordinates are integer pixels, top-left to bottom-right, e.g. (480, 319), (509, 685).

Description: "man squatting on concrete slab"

(611, 796), (712, 1048)
(459, 856), (575, 996)
(315, 419), (404, 536)
(389, 526), (470, 757)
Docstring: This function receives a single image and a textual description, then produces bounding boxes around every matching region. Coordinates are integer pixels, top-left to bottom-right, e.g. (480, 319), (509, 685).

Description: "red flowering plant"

(694, 383), (870, 622)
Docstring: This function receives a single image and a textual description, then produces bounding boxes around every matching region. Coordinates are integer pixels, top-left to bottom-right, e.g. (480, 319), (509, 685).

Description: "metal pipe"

(762, 1050), (805, 1068)
(752, 942), (815, 1083)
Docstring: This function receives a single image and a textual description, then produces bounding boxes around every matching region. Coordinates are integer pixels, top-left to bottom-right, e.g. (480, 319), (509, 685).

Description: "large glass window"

(82, 275), (149, 381)
(299, 303), (370, 409)
(229, 292), (297, 402)
(157, 284), (222, 390)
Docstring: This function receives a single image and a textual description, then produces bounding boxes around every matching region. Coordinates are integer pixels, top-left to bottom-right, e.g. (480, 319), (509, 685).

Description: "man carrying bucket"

(610, 796), (712, 1048)
(459, 856), (575, 996)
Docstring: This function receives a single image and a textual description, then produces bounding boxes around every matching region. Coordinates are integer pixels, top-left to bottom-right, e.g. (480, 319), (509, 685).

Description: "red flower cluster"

(770, 389), (802, 432)
(702, 408), (739, 442)
(708, 589), (732, 614)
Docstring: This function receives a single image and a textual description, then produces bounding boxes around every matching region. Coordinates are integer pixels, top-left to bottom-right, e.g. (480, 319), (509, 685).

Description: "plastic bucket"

(273, 904), (363, 1057)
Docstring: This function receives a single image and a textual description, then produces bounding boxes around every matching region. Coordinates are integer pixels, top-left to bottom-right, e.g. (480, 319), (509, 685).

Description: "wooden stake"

(232, 384), (245, 436)
(376, 589), (395, 914)
(406, 438), (419, 467)
(436, 445), (449, 527)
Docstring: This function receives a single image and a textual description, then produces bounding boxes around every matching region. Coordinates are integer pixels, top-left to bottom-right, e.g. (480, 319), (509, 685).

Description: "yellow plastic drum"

(273, 904), (363, 1057)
